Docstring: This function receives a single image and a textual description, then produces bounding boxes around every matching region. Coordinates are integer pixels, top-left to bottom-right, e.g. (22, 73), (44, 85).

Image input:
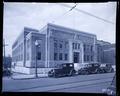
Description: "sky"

(3, 2), (117, 56)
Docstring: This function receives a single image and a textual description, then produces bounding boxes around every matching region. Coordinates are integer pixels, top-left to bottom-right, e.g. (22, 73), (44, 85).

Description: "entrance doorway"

(73, 52), (79, 63)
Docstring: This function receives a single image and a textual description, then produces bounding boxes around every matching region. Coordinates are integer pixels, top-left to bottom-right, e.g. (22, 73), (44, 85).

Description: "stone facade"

(12, 23), (98, 74)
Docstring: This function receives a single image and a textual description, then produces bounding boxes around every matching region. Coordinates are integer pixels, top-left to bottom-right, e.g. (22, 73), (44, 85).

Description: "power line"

(51, 3), (77, 23)
(59, 3), (115, 24)
(69, 3), (78, 11)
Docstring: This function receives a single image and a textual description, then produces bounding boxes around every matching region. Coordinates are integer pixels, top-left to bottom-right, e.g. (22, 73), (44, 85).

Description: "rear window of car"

(86, 64), (92, 67)
(100, 64), (106, 67)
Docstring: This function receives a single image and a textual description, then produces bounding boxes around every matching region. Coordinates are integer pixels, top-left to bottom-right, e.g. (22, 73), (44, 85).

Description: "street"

(2, 73), (115, 93)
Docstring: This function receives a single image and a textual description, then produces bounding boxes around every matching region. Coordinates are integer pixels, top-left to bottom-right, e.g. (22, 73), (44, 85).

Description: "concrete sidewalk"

(11, 73), (48, 80)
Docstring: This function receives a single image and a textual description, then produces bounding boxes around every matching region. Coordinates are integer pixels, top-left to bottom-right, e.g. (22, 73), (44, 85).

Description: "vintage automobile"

(99, 64), (114, 73)
(48, 63), (76, 78)
(102, 75), (116, 96)
(3, 68), (11, 76)
(78, 63), (101, 75)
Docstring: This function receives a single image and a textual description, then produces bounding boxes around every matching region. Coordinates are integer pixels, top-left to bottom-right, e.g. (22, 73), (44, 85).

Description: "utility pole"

(3, 39), (8, 69)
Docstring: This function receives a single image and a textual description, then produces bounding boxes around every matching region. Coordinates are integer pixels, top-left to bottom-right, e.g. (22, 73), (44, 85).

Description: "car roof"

(62, 63), (73, 65)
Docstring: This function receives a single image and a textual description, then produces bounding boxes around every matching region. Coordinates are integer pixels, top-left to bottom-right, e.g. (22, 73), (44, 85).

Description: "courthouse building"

(12, 23), (98, 74)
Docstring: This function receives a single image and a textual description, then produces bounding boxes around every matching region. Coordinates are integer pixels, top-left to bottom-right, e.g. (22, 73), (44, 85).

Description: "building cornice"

(47, 23), (96, 38)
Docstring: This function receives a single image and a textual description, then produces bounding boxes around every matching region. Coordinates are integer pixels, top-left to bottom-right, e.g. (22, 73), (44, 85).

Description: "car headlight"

(102, 89), (107, 93)
(51, 69), (55, 73)
(107, 89), (113, 95)
(110, 90), (113, 95)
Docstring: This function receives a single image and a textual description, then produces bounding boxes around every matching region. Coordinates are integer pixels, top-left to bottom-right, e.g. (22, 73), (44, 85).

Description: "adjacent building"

(103, 48), (115, 64)
(96, 40), (115, 64)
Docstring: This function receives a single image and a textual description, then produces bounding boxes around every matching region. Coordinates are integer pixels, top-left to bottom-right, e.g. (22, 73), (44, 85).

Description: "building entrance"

(73, 52), (79, 63)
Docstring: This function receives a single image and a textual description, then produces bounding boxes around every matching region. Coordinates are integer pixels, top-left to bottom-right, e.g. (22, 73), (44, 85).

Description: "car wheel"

(84, 71), (89, 75)
(111, 68), (114, 73)
(78, 70), (82, 75)
(54, 73), (58, 78)
(96, 69), (101, 74)
(69, 70), (75, 76)
(72, 70), (76, 76)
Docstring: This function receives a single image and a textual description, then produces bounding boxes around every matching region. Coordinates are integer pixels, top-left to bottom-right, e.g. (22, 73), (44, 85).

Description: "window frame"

(59, 53), (63, 60)
(64, 53), (68, 60)
(54, 53), (58, 60)
(37, 52), (41, 60)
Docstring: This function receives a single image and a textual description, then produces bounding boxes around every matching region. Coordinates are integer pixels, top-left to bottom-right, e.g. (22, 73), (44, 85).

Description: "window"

(59, 41), (63, 49)
(54, 53), (57, 60)
(87, 45), (89, 51)
(37, 52), (41, 60)
(91, 45), (93, 52)
(65, 54), (68, 60)
(75, 43), (77, 49)
(65, 41), (68, 48)
(54, 43), (57, 49)
(72, 43), (74, 49)
(84, 55), (86, 61)
(73, 43), (80, 50)
(91, 56), (93, 61)
(59, 53), (63, 60)
(78, 43), (80, 49)
(59, 43), (62, 49)
(87, 55), (89, 61)
(84, 44), (86, 52)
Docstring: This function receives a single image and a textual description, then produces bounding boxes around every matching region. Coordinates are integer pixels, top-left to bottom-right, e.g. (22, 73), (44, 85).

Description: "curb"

(10, 75), (48, 80)
(11, 76), (48, 80)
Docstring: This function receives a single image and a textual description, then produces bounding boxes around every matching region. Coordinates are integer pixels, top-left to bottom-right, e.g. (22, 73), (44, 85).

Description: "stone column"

(45, 28), (50, 68)
(23, 38), (26, 67)
(93, 36), (97, 62)
(68, 40), (73, 63)
(45, 34), (47, 68)
(30, 36), (32, 67)
(80, 43), (84, 64)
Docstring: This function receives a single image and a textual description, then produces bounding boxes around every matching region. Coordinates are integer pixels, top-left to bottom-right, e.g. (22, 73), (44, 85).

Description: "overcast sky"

(3, 2), (116, 56)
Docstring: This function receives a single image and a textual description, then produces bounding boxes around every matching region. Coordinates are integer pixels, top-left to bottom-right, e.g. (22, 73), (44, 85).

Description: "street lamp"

(35, 40), (40, 78)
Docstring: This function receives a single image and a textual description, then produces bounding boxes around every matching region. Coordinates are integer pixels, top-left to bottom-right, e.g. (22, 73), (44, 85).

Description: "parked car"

(48, 63), (76, 78)
(99, 64), (114, 73)
(3, 68), (11, 76)
(78, 63), (101, 75)
(102, 75), (116, 96)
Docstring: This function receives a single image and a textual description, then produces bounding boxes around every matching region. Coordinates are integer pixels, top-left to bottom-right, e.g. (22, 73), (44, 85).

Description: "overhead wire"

(51, 3), (78, 23)
(58, 3), (115, 25)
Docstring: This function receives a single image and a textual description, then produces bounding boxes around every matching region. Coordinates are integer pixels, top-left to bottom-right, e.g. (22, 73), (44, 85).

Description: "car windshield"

(100, 64), (106, 67)
(85, 64), (92, 67)
(95, 64), (99, 66)
(56, 64), (63, 68)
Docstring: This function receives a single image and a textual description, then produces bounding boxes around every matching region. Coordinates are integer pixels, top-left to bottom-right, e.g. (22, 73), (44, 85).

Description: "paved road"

(2, 73), (115, 93)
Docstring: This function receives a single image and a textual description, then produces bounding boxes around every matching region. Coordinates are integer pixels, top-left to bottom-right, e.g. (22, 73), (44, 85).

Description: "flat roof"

(47, 23), (96, 37)
(12, 27), (39, 48)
